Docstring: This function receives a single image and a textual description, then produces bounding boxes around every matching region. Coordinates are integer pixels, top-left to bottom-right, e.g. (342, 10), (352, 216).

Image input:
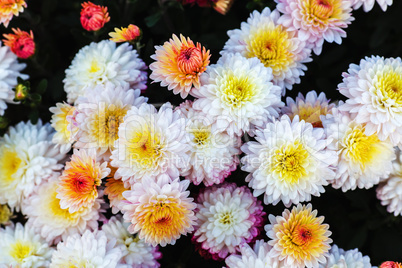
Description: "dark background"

(1, 0), (402, 266)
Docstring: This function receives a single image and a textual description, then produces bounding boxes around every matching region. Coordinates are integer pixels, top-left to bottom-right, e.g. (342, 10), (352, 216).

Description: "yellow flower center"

(93, 104), (128, 148)
(218, 211), (234, 225)
(104, 177), (127, 201)
(0, 204), (12, 224)
(270, 141), (309, 185)
(53, 104), (75, 141)
(138, 198), (189, 243)
(376, 71), (402, 106)
(48, 190), (79, 222)
(246, 25), (293, 76)
(0, 148), (23, 186)
(220, 74), (255, 109)
(127, 128), (163, 169)
(9, 240), (34, 263)
(343, 126), (382, 169)
(303, 0), (343, 27)
(89, 60), (101, 73)
(192, 129), (211, 147)
(293, 103), (329, 128)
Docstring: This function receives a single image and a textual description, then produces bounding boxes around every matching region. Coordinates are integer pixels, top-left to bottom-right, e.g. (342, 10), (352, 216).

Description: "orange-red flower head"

(80, 1), (110, 32)
(3, 28), (35, 59)
(149, 34), (210, 98)
(381, 262), (402, 268)
(0, 0), (26, 27)
(109, 24), (141, 43)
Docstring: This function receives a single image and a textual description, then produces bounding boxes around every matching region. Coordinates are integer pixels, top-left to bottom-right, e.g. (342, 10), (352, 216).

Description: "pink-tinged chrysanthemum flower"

(23, 175), (102, 244)
(192, 183), (266, 260)
(3, 28), (35, 59)
(64, 40), (148, 104)
(192, 53), (283, 136)
(50, 230), (122, 268)
(376, 148), (402, 216)
(80, 1), (110, 32)
(0, 42), (28, 116)
(319, 244), (373, 268)
(56, 149), (110, 213)
(176, 101), (241, 186)
(109, 24), (141, 43)
(241, 115), (336, 207)
(381, 261), (402, 268)
(74, 83), (147, 160)
(265, 203), (332, 268)
(0, 0), (26, 27)
(349, 0), (392, 12)
(222, 8), (312, 95)
(149, 34), (210, 98)
(0, 120), (67, 212)
(0, 223), (53, 267)
(102, 216), (162, 267)
(325, 110), (395, 192)
(121, 174), (197, 247)
(111, 103), (190, 185)
(282, 90), (335, 128)
(338, 56), (402, 146)
(225, 239), (284, 267)
(276, 0), (354, 55)
(49, 102), (77, 152)
(104, 167), (129, 214)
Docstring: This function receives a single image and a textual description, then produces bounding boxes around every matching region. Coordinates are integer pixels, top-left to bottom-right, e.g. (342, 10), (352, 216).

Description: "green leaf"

(36, 79), (48, 94)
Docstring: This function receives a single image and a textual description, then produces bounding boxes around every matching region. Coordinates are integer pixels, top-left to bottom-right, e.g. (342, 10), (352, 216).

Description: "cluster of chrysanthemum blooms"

(0, 0), (401, 267)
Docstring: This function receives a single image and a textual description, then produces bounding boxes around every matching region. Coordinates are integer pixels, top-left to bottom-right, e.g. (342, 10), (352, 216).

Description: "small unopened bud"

(14, 83), (29, 101)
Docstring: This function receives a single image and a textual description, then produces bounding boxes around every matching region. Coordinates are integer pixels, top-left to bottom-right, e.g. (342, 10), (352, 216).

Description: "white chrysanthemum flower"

(319, 244), (373, 268)
(191, 53), (283, 136)
(50, 230), (122, 268)
(111, 102), (190, 186)
(193, 183), (266, 260)
(176, 101), (241, 186)
(102, 216), (162, 267)
(275, 0), (354, 55)
(0, 222), (53, 268)
(0, 42), (29, 115)
(23, 175), (101, 244)
(350, 0), (393, 12)
(377, 148), (402, 216)
(325, 109), (395, 192)
(282, 90), (336, 128)
(64, 40), (147, 104)
(222, 8), (311, 94)
(338, 56), (402, 146)
(225, 240), (283, 268)
(49, 102), (77, 152)
(74, 83), (147, 160)
(241, 115), (336, 207)
(0, 120), (67, 211)
(121, 174), (197, 247)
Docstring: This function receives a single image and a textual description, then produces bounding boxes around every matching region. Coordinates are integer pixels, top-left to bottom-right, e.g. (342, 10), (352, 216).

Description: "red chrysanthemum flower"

(3, 28), (35, 59)
(80, 1), (110, 32)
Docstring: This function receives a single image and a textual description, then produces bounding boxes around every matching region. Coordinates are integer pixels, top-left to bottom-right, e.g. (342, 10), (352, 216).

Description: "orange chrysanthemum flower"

(80, 1), (110, 31)
(122, 175), (197, 247)
(265, 203), (332, 268)
(104, 167), (128, 214)
(109, 24), (141, 43)
(0, 0), (26, 27)
(3, 28), (35, 59)
(149, 34), (210, 98)
(212, 0), (234, 15)
(381, 262), (402, 268)
(56, 149), (110, 213)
